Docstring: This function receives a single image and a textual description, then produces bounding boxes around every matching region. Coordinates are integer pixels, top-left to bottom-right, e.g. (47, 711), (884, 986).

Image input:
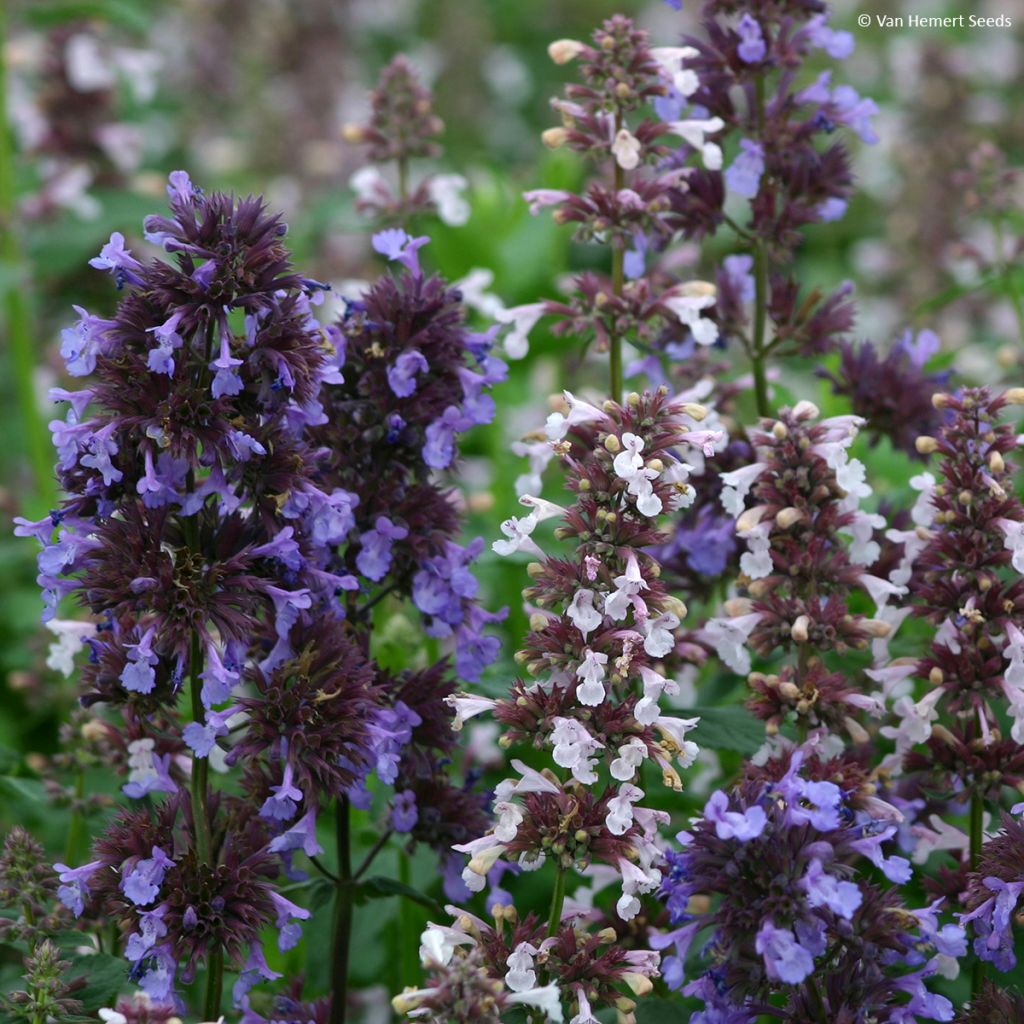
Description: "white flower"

(610, 737), (649, 781)
(643, 611), (679, 658)
(446, 693), (497, 729)
(455, 268), (506, 319)
(570, 989), (600, 1024)
(426, 173), (470, 226)
(575, 649), (608, 706)
(998, 518), (1024, 573)
(616, 856), (661, 920)
(605, 552), (649, 621)
(719, 462), (768, 517)
(606, 783), (644, 835)
(655, 715), (701, 765)
(493, 510), (542, 557)
(634, 666), (670, 725)
(662, 292), (719, 346)
(865, 661), (917, 700)
(419, 924), (474, 967)
(613, 435), (663, 516)
(494, 800), (525, 842)
(665, 117), (725, 168)
(704, 612), (762, 674)
(350, 165), (387, 204)
(45, 618), (94, 677)
(496, 303), (546, 359)
(613, 432), (646, 479)
(506, 942), (539, 992)
(880, 689), (943, 753)
(909, 472), (937, 527)
(511, 437), (556, 496)
(1002, 623), (1024, 742)
(844, 510), (885, 566)
(567, 588), (604, 638)
(859, 573), (907, 611)
(98, 1011), (128, 1024)
(650, 46), (700, 97)
(550, 717), (604, 784)
(611, 128), (642, 170)
(545, 390), (606, 441)
(738, 521), (772, 580)
(507, 984), (564, 1023)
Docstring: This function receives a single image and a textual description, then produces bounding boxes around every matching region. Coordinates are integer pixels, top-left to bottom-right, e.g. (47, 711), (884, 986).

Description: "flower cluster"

(658, 751), (963, 1022)
(703, 401), (896, 744)
(498, 15), (721, 370)
(345, 56), (469, 226)
(396, 388), (718, 1021)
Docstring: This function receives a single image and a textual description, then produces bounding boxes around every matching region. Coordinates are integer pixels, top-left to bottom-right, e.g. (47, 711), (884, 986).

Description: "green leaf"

(66, 953), (127, 1012)
(359, 876), (444, 916)
(0, 775), (45, 803)
(635, 997), (684, 1024)
(689, 706), (765, 755)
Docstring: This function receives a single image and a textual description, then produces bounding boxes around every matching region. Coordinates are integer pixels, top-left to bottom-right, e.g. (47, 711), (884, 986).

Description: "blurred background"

(1, 0), (1022, 894)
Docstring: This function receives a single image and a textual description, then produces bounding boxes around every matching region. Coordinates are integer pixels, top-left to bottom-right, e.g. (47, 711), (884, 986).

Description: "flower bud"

(341, 123), (364, 143)
(989, 450), (1005, 473)
(772, 421), (788, 440)
(548, 39), (585, 64)
(931, 392), (952, 409)
(724, 597), (754, 616)
(622, 973), (653, 997)
(776, 507), (804, 529)
(1004, 387), (1024, 405)
(792, 400), (819, 421)
(861, 619), (892, 637)
(542, 127), (569, 149)
(791, 615), (810, 643)
(604, 434), (622, 454)
(915, 436), (938, 454)
(679, 402), (708, 421)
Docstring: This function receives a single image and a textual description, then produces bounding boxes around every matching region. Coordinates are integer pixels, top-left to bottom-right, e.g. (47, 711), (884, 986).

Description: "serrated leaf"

(359, 876), (444, 915)
(688, 706), (765, 755)
(66, 953), (127, 1012)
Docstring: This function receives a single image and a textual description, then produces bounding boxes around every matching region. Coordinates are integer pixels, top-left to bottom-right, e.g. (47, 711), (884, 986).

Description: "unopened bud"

(341, 123), (364, 143)
(792, 400), (819, 421)
(81, 719), (107, 742)
(736, 506), (766, 534)
(931, 393), (952, 409)
(1004, 387), (1024, 405)
(622, 973), (653, 997)
(915, 436), (938, 455)
(861, 619), (892, 638)
(724, 597), (754, 616)
(791, 615), (810, 644)
(604, 434), (622, 454)
(776, 507), (804, 529)
(542, 127), (569, 149)
(844, 716), (870, 744)
(548, 38), (585, 63)
(772, 421), (788, 440)
(990, 450), (1005, 473)
(529, 613), (549, 632)
(527, 562), (544, 579)
(664, 595), (688, 619)
(779, 681), (801, 700)
(597, 927), (618, 943)
(929, 666), (943, 685)
(679, 402), (707, 421)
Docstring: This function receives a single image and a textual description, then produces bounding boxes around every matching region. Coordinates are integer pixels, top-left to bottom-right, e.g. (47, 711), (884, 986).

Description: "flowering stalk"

(394, 388), (717, 1021)
(681, 0), (877, 415)
(499, 16), (721, 397)
(345, 56), (469, 228)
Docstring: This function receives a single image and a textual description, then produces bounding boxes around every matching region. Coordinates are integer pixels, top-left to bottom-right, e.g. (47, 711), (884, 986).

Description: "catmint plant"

(499, 15), (721, 398)
(394, 388), (717, 1022)
(657, 751), (964, 1022)
(15, 171), (356, 1016)
(677, 0), (877, 415)
(345, 56), (469, 227)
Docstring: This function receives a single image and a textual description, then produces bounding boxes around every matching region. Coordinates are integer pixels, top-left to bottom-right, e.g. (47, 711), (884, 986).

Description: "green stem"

(203, 948), (224, 1021)
(547, 866), (567, 936)
(188, 632), (211, 864)
(749, 74), (770, 420)
(398, 850), (417, 988)
(0, 3), (52, 516)
(329, 798), (354, 1024)
(969, 790), (985, 997)
(609, 125), (625, 402)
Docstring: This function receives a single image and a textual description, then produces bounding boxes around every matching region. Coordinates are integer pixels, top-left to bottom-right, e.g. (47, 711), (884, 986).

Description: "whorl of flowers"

(819, 329), (951, 460)
(703, 401), (897, 742)
(316, 228), (507, 681)
(657, 751), (964, 1022)
(686, 0), (874, 363)
(498, 15), (721, 363)
(411, 388), (718, 1022)
(959, 808), (1024, 972)
(879, 387), (1024, 793)
(344, 56), (469, 226)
